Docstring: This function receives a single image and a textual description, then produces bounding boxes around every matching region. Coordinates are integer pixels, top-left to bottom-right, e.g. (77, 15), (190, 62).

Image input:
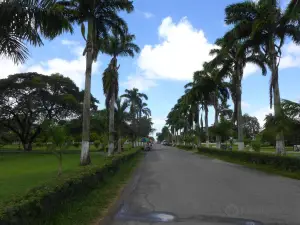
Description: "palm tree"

(102, 33), (140, 156)
(115, 98), (130, 153)
(60, 0), (134, 164)
(138, 102), (151, 118)
(121, 88), (148, 146)
(209, 36), (266, 150)
(0, 0), (73, 63)
(225, 0), (300, 154)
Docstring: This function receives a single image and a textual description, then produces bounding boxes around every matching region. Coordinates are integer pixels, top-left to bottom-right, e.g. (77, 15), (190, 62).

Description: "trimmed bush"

(94, 140), (100, 149)
(197, 147), (300, 172)
(0, 149), (140, 225)
(176, 145), (194, 151)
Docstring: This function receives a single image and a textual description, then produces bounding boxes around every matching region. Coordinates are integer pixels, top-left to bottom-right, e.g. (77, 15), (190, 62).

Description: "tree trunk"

(117, 136), (122, 153)
(236, 66), (244, 151)
(58, 152), (62, 176)
(108, 91), (115, 156)
(22, 141), (32, 151)
(205, 104), (209, 147)
(273, 66), (285, 155)
(214, 101), (221, 149)
(80, 20), (93, 166)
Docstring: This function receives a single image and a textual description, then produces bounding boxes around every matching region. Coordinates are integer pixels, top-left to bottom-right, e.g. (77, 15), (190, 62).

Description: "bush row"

(197, 147), (300, 172)
(0, 149), (141, 225)
(175, 145), (194, 151)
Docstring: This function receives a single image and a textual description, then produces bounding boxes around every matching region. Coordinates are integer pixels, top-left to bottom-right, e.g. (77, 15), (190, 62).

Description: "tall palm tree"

(115, 98), (130, 153)
(225, 0), (300, 154)
(138, 102), (151, 118)
(60, 0), (134, 164)
(121, 88), (148, 146)
(0, 0), (73, 63)
(102, 33), (140, 156)
(209, 36), (266, 150)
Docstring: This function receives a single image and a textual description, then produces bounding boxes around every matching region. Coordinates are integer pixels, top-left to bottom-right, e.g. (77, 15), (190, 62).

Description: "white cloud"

(251, 107), (273, 128)
(0, 57), (24, 78)
(121, 75), (157, 91)
(61, 39), (80, 46)
(152, 117), (166, 135)
(279, 42), (300, 69)
(137, 17), (216, 81)
(244, 63), (260, 78)
(143, 12), (154, 19)
(241, 101), (250, 109)
(0, 40), (100, 89)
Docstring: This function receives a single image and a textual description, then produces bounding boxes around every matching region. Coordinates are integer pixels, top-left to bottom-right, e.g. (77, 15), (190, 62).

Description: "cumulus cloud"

(137, 17), (216, 81)
(121, 75), (157, 91)
(0, 39), (100, 89)
(251, 107), (273, 128)
(280, 42), (300, 69)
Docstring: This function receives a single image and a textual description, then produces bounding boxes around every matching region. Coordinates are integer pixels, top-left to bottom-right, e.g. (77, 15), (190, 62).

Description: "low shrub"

(94, 140), (100, 149)
(197, 147), (300, 172)
(176, 145), (194, 151)
(251, 140), (261, 152)
(0, 149), (140, 225)
(73, 142), (80, 148)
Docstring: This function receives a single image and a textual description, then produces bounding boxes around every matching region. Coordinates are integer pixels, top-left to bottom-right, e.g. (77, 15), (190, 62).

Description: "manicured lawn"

(41, 152), (142, 225)
(0, 152), (106, 204)
(0, 144), (100, 151)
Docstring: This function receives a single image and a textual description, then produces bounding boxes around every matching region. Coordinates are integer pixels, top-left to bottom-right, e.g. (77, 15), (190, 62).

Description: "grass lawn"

(41, 152), (142, 225)
(0, 144), (100, 151)
(0, 152), (106, 205)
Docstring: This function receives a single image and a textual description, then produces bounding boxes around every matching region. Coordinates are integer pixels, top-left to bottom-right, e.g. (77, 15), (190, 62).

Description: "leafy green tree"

(225, 0), (300, 154)
(209, 34), (266, 151)
(243, 114), (260, 139)
(115, 98), (130, 153)
(0, 73), (97, 151)
(47, 123), (71, 176)
(0, 0), (72, 63)
(60, 0), (134, 164)
(102, 33), (140, 155)
(121, 88), (148, 146)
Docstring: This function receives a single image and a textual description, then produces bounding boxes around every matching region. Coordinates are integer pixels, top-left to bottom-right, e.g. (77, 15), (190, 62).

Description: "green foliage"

(0, 73), (98, 151)
(94, 140), (100, 149)
(73, 142), (80, 148)
(0, 149), (141, 224)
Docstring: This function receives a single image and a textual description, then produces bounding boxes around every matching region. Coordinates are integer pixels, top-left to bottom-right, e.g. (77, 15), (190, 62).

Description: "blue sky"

(1, 0), (300, 134)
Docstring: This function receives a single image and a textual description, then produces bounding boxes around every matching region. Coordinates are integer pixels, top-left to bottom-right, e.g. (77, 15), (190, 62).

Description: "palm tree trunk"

(204, 104), (209, 147)
(274, 79), (285, 155)
(214, 101), (221, 149)
(117, 129), (122, 153)
(236, 67), (244, 151)
(270, 44), (285, 155)
(80, 20), (93, 165)
(108, 89), (115, 156)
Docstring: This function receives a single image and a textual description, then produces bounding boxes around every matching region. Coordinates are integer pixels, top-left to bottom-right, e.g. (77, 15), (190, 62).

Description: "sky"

(1, 0), (300, 135)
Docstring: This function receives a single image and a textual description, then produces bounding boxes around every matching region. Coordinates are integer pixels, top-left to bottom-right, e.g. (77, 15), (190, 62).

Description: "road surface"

(109, 144), (300, 225)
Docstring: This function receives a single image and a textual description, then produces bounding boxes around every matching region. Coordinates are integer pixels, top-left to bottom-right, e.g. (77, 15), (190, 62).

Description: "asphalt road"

(109, 144), (300, 225)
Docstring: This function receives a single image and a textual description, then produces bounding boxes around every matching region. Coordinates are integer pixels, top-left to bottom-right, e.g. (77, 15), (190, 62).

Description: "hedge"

(0, 149), (141, 225)
(175, 145), (195, 151)
(197, 147), (300, 172)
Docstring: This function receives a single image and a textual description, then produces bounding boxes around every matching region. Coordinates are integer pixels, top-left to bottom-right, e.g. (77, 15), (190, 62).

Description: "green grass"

(40, 152), (142, 225)
(0, 152), (106, 204)
(0, 144), (100, 151)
